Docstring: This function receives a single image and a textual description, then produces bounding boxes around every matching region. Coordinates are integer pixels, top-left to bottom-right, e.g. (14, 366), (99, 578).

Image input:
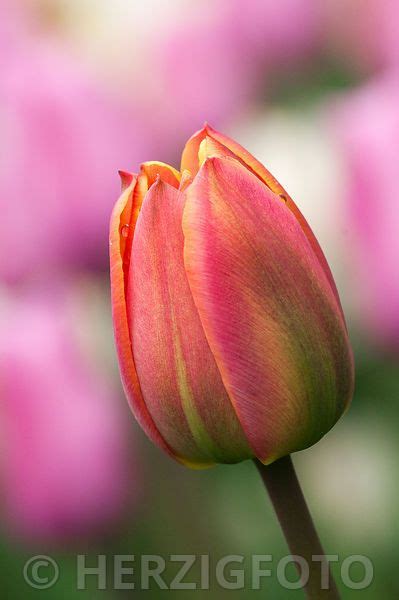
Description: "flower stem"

(255, 455), (340, 599)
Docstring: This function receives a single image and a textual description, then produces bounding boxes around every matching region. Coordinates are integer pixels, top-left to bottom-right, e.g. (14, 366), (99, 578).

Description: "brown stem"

(255, 455), (340, 599)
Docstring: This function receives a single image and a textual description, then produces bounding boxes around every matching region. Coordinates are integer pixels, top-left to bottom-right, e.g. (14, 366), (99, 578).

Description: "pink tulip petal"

(181, 125), (208, 175)
(110, 176), (175, 459)
(182, 125), (343, 314)
(118, 170), (135, 193)
(140, 161), (181, 188)
(129, 179), (252, 465)
(183, 157), (353, 463)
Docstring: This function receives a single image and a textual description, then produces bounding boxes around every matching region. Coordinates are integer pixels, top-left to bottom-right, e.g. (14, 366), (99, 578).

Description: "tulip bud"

(110, 125), (354, 468)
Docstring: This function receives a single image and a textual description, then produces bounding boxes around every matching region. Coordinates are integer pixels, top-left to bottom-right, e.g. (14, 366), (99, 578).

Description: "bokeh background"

(1, 1), (399, 597)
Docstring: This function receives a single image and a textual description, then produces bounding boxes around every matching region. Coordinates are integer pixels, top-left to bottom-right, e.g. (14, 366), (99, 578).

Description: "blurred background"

(1, 0), (399, 597)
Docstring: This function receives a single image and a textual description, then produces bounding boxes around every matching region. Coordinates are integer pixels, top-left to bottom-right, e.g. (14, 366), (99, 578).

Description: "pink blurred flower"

(0, 288), (133, 543)
(156, 0), (321, 142)
(0, 32), (158, 282)
(226, 0), (321, 65)
(0, 0), (324, 284)
(333, 76), (399, 350)
(323, 0), (399, 73)
(0, 0), (29, 52)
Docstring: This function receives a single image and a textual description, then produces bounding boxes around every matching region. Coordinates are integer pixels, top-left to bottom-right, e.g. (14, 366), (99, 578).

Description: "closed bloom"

(110, 126), (354, 468)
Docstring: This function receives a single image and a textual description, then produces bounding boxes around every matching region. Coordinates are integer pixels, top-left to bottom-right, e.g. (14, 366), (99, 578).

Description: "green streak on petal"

(172, 324), (222, 462)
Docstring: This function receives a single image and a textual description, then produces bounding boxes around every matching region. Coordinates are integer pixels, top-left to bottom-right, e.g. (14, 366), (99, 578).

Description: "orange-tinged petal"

(109, 175), (175, 459)
(183, 157), (353, 464)
(140, 161), (181, 188)
(129, 179), (252, 465)
(198, 136), (239, 166)
(118, 169), (135, 192)
(182, 124), (343, 313)
(179, 169), (193, 192)
(180, 125), (208, 175)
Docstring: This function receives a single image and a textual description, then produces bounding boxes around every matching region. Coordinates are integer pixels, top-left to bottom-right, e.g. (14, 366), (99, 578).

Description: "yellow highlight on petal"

(177, 456), (215, 470)
(140, 161), (181, 188)
(198, 138), (209, 167)
(179, 169), (193, 192)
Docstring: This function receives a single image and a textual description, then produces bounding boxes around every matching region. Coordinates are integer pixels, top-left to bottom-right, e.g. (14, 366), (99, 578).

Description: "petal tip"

(118, 170), (135, 192)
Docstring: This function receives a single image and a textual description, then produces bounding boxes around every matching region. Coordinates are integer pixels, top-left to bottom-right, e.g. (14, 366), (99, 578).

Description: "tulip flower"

(333, 76), (399, 351)
(0, 20), (155, 282)
(110, 125), (353, 468)
(0, 289), (133, 543)
(110, 126), (354, 599)
(156, 0), (321, 142)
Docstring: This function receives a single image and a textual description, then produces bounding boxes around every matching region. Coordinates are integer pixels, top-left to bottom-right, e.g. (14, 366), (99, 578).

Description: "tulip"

(156, 0), (321, 142)
(332, 76), (399, 351)
(0, 15), (155, 282)
(0, 288), (132, 543)
(110, 125), (354, 469)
